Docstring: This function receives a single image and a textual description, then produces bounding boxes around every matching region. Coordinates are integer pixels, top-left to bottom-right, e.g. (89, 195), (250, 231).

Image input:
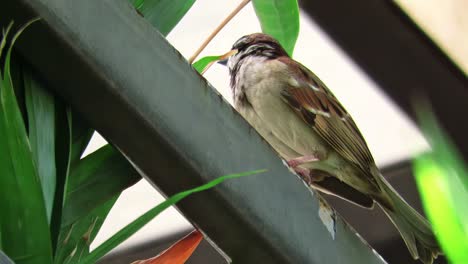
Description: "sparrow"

(223, 33), (441, 264)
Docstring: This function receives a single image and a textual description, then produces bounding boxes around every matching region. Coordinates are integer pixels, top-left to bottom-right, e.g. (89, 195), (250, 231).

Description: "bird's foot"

(287, 155), (319, 168)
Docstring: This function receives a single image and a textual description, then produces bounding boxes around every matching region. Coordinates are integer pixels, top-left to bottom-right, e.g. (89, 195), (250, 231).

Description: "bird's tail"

(373, 171), (441, 264)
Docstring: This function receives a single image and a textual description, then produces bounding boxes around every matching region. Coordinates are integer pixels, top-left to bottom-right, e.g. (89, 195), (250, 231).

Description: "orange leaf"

(131, 230), (203, 264)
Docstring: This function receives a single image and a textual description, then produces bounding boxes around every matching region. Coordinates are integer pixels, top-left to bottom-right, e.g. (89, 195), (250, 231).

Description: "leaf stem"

(188, 0), (251, 63)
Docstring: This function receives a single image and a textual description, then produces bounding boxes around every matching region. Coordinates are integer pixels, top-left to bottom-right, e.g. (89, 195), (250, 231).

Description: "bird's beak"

(217, 49), (238, 66)
(218, 59), (228, 66)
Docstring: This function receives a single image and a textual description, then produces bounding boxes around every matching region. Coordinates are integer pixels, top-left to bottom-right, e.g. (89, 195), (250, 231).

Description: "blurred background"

(85, 0), (467, 263)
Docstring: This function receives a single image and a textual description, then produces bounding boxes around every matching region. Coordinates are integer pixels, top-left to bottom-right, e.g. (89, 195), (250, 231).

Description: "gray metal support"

(0, 1), (386, 263)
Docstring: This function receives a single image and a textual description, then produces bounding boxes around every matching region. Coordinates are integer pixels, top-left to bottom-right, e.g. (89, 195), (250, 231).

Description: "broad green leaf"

(0, 20), (53, 264)
(192, 55), (221, 74)
(82, 169), (267, 264)
(24, 68), (56, 223)
(413, 108), (468, 264)
(252, 0), (300, 56)
(54, 196), (118, 264)
(61, 144), (140, 227)
(54, 112), (137, 263)
(133, 0), (196, 36)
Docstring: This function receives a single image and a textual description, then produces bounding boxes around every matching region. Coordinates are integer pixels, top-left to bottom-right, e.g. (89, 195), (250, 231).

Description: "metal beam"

(298, 0), (468, 162)
(1, 1), (385, 263)
(103, 160), (448, 264)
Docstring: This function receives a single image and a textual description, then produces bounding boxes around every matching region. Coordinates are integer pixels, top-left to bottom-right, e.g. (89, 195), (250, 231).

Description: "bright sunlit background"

(86, 0), (468, 255)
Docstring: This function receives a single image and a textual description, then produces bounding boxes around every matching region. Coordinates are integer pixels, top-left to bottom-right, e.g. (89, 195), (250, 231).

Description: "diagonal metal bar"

(0, 0), (385, 263)
(298, 0), (468, 162)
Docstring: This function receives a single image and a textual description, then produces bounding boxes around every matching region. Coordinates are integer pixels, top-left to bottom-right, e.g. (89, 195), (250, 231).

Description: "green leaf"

(52, 107), (94, 251)
(413, 107), (468, 264)
(134, 0), (196, 36)
(192, 50), (238, 74)
(132, 0), (144, 9)
(54, 114), (136, 263)
(68, 109), (93, 166)
(9, 55), (27, 123)
(0, 20), (53, 264)
(82, 169), (267, 264)
(0, 22), (13, 60)
(192, 55), (221, 73)
(24, 68), (56, 223)
(54, 196), (119, 264)
(50, 101), (71, 240)
(252, 0), (300, 56)
(61, 144), (140, 227)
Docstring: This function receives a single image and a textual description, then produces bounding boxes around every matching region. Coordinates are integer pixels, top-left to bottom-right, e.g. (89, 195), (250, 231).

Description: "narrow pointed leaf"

(132, 230), (203, 264)
(82, 169), (266, 264)
(24, 68), (56, 223)
(9, 57), (27, 123)
(133, 0), (196, 36)
(192, 55), (221, 74)
(252, 0), (300, 56)
(192, 50), (238, 74)
(0, 21), (52, 264)
(0, 22), (13, 59)
(50, 101), (73, 252)
(62, 144), (140, 227)
(54, 196), (118, 264)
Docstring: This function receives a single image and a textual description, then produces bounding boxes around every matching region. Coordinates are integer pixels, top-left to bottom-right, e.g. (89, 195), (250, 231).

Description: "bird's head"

(225, 33), (289, 72)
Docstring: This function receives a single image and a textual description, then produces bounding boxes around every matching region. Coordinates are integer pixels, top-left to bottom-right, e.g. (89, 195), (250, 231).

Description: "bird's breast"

(231, 56), (374, 191)
(233, 58), (330, 162)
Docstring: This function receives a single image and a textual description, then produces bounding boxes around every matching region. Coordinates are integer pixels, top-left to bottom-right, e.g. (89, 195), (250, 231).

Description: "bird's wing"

(279, 58), (376, 181)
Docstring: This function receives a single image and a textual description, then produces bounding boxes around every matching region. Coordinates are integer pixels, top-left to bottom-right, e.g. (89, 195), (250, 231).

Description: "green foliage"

(1, 0), (294, 262)
(54, 197), (118, 264)
(252, 0), (300, 56)
(61, 145), (140, 227)
(0, 21), (140, 264)
(0, 21), (53, 264)
(1, 21), (265, 263)
(81, 169), (267, 264)
(193, 55), (222, 73)
(413, 107), (468, 264)
(132, 0), (196, 36)
(24, 68), (56, 223)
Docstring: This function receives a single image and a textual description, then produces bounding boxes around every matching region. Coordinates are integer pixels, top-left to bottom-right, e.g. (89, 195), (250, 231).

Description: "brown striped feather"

(278, 57), (376, 183)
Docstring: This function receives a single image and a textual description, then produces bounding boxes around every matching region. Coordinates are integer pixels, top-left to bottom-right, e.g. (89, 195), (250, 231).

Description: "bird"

(222, 33), (441, 264)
